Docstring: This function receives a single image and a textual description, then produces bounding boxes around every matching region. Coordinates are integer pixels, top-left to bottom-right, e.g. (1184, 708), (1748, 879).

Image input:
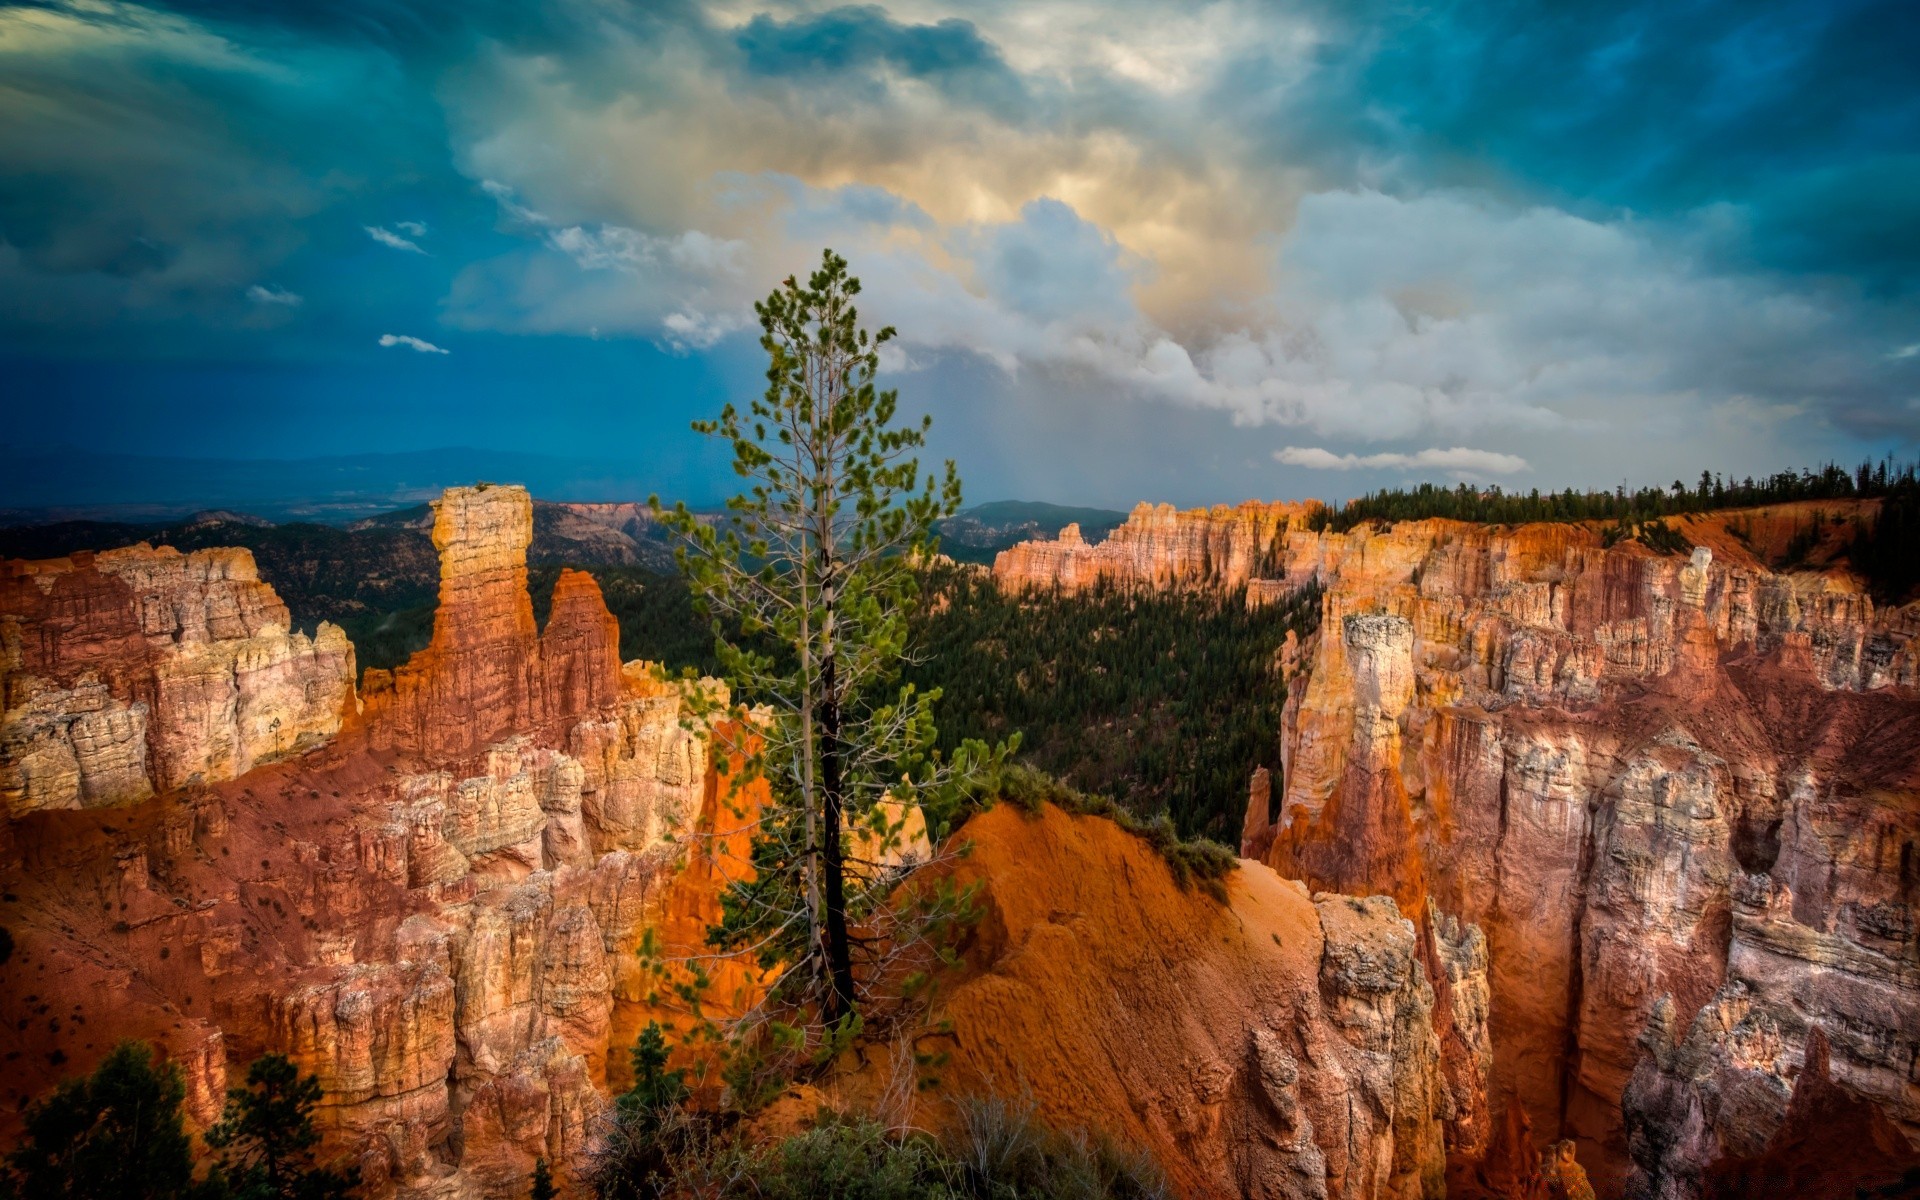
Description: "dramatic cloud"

(365, 225), (425, 254)
(378, 333), (448, 354)
(2, 0), (1916, 501)
(1276, 446), (1530, 475)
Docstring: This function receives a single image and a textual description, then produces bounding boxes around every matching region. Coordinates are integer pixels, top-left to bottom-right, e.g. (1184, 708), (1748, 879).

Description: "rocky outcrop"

(839, 802), (1485, 1199)
(1, 545), (355, 815)
(994, 500), (1317, 592)
(1238, 506), (1920, 1196)
(0, 485), (760, 1199)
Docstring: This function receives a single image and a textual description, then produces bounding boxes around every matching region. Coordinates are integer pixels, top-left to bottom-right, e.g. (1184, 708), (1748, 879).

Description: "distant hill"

(0, 499), (689, 627)
(937, 501), (1128, 565)
(0, 447), (688, 524)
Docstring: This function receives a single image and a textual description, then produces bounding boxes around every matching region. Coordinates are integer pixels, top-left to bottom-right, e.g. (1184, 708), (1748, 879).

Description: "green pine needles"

(1, 1043), (354, 1200)
(650, 249), (981, 1051)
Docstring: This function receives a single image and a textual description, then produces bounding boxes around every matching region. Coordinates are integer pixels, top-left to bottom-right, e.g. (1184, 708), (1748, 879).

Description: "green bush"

(590, 1079), (1169, 1200)
(713, 1116), (952, 1200)
(1, 1045), (353, 1200)
(946, 1094), (1170, 1200)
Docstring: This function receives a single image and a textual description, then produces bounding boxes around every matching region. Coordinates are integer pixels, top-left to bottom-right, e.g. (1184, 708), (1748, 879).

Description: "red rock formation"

(1462, 1097), (1553, 1199)
(0, 485), (762, 1199)
(1235, 508), (1920, 1196)
(2, 545), (355, 814)
(994, 500), (1318, 592)
(839, 802), (1480, 1199)
(1699, 1027), (1917, 1199)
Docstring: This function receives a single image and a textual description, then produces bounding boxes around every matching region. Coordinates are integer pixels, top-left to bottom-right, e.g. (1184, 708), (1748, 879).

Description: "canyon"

(1002, 498), (1920, 1197)
(3, 482), (1912, 1198)
(0, 484), (1480, 1200)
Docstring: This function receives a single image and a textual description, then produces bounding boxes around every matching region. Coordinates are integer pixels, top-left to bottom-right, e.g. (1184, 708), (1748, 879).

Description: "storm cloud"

(2, 0), (1915, 505)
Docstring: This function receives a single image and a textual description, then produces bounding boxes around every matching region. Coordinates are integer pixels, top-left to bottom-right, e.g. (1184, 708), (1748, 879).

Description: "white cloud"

(365, 225), (424, 253)
(481, 180), (548, 225)
(1891, 343), (1920, 360)
(245, 283), (301, 306)
(546, 224), (748, 276)
(378, 333), (448, 353)
(1275, 445), (1530, 474)
(394, 220), (427, 237)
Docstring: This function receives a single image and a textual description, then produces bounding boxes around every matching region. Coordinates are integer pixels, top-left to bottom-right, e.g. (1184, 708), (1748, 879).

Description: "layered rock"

(1237, 507), (1920, 1196)
(840, 802), (1487, 1199)
(1, 545), (355, 815)
(0, 485), (759, 1200)
(994, 500), (1317, 592)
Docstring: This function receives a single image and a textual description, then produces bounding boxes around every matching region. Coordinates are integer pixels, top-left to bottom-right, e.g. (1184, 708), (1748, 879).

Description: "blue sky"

(2, 0), (1917, 507)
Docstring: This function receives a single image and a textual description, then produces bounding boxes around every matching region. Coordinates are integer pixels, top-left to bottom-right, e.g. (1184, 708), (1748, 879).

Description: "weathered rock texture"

(841, 802), (1487, 1199)
(0, 486), (761, 1199)
(1230, 504), (1920, 1197)
(994, 500), (1317, 592)
(2, 545), (356, 815)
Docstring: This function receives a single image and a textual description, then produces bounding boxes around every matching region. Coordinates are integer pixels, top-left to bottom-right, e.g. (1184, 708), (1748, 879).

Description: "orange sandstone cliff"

(1002, 500), (1920, 1198)
(1, 544), (355, 814)
(840, 801), (1488, 1200)
(993, 500), (1318, 592)
(0, 486), (760, 1198)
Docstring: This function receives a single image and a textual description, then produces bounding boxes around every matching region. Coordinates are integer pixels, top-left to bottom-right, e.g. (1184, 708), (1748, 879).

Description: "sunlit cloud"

(3, 0), (1916, 499)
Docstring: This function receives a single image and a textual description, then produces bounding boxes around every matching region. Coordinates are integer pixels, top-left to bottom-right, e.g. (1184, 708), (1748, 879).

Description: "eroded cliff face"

(0, 486), (759, 1199)
(1227, 508), (1920, 1197)
(1, 545), (356, 816)
(993, 500), (1317, 592)
(840, 803), (1487, 1200)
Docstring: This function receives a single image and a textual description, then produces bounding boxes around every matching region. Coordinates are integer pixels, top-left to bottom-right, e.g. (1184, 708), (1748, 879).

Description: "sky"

(2, 0), (1917, 509)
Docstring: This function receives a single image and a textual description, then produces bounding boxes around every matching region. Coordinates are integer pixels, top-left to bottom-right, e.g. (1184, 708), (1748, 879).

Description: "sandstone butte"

(998, 497), (1920, 1198)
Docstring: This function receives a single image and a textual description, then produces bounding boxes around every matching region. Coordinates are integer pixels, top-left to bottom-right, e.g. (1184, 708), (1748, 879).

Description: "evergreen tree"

(653, 249), (967, 1030)
(616, 1023), (688, 1134)
(2, 1041), (196, 1200)
(529, 1158), (557, 1200)
(202, 1054), (356, 1200)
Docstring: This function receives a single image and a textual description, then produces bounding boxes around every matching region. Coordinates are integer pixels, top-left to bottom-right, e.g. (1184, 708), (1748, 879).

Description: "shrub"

(946, 1094), (1171, 1200)
(592, 1022), (721, 1200)
(712, 1116), (952, 1200)
(588, 1080), (1169, 1200)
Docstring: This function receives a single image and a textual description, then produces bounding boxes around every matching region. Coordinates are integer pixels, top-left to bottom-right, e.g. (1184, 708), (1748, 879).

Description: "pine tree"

(530, 1157), (557, 1200)
(2, 1041), (196, 1200)
(653, 249), (968, 1032)
(616, 1023), (688, 1134)
(202, 1054), (357, 1200)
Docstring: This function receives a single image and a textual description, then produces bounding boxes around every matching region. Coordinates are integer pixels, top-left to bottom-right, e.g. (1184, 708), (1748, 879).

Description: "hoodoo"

(0, 486), (760, 1197)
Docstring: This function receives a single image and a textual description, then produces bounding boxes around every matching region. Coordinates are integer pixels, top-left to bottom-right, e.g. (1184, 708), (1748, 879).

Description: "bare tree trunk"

(818, 650), (856, 1022)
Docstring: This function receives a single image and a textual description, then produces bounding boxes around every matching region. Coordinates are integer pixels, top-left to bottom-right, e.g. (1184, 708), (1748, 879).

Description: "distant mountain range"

(0, 451), (1128, 568)
(0, 447), (680, 524)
